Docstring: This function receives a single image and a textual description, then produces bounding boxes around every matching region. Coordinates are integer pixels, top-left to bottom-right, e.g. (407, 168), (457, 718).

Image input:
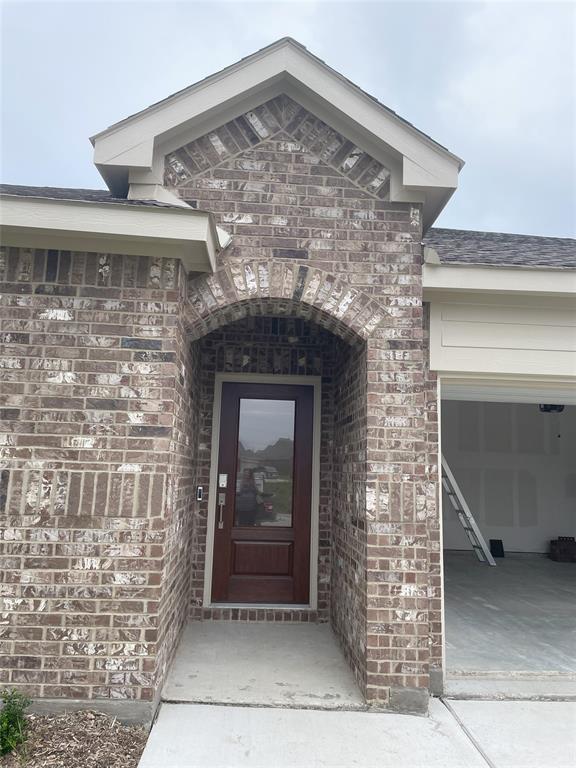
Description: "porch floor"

(444, 552), (576, 677)
(162, 621), (365, 710)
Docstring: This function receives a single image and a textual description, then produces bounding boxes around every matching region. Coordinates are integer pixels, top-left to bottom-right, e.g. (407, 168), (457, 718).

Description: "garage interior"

(441, 397), (576, 686)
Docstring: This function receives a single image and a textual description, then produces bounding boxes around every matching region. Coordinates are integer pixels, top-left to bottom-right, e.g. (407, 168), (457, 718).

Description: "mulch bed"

(2, 710), (148, 768)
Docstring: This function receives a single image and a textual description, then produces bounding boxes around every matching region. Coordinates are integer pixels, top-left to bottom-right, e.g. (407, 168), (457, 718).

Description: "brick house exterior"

(0, 39), (462, 717)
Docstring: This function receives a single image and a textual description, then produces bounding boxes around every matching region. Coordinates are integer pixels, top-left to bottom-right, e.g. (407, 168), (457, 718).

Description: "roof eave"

(91, 38), (463, 165)
(0, 194), (218, 273)
(91, 38), (462, 163)
(90, 38), (463, 225)
(423, 261), (576, 299)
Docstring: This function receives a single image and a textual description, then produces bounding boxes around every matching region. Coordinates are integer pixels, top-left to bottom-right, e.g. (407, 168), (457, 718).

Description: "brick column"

(364, 330), (431, 712)
(363, 230), (439, 712)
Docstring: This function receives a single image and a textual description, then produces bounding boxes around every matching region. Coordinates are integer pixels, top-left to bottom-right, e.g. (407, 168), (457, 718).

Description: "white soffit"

(0, 195), (218, 272)
(91, 38), (463, 227)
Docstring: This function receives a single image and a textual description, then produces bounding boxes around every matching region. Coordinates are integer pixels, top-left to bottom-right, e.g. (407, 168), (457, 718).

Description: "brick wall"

(330, 338), (368, 691)
(0, 247), (190, 709)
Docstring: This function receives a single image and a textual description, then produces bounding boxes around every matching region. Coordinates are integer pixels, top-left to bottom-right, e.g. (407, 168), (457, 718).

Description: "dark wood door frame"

(207, 376), (319, 606)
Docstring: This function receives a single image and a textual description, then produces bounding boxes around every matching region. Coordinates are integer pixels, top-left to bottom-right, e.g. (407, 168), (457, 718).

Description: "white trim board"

(0, 194), (218, 273)
(202, 373), (322, 609)
(437, 378), (447, 693)
(423, 264), (576, 298)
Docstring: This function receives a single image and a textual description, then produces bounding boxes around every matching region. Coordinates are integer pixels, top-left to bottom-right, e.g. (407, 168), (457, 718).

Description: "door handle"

(218, 493), (226, 529)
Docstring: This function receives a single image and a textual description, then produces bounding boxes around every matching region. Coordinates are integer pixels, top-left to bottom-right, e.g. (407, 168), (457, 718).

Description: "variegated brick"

(0, 96), (438, 715)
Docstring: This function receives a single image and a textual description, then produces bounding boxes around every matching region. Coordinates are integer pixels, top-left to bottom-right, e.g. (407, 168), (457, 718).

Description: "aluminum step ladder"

(441, 456), (496, 566)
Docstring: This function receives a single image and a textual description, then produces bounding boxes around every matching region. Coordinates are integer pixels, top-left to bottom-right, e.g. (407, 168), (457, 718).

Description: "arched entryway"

(180, 262), (374, 699)
(159, 261), (439, 713)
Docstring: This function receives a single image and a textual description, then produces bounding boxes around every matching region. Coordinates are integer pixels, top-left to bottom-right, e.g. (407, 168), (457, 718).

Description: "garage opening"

(441, 393), (576, 692)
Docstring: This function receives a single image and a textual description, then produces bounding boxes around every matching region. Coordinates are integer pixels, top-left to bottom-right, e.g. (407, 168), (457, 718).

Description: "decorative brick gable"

(165, 95), (391, 200)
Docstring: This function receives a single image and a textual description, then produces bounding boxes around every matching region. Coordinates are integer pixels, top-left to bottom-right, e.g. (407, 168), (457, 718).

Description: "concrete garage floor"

(163, 622), (364, 710)
(444, 552), (576, 678)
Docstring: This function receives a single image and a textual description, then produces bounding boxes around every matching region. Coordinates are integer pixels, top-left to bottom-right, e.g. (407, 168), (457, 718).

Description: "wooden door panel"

(211, 382), (313, 604)
(233, 541), (293, 575)
(227, 576), (294, 603)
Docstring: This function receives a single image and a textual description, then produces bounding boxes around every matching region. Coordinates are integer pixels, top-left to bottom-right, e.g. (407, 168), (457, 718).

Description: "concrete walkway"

(139, 698), (576, 767)
(149, 621), (576, 766)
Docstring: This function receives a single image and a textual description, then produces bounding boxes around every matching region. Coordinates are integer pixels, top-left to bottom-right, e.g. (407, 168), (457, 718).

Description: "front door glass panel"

(234, 398), (295, 527)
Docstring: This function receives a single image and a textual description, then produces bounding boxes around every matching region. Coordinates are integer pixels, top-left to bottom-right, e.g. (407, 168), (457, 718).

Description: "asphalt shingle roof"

(425, 227), (576, 269)
(0, 184), (184, 209)
(2, 185), (574, 269)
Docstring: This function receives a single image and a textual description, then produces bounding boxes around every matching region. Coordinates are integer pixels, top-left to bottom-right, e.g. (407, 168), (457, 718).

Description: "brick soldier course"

(1, 42), (448, 717)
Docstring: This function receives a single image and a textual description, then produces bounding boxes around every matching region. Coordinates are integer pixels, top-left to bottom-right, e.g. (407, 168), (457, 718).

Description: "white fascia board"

(282, 45), (462, 176)
(0, 195), (217, 273)
(93, 137), (155, 168)
(403, 155), (459, 189)
(91, 40), (462, 190)
(423, 262), (576, 298)
(91, 47), (290, 170)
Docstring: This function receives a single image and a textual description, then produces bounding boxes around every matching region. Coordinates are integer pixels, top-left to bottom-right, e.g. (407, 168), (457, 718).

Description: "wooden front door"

(211, 382), (313, 604)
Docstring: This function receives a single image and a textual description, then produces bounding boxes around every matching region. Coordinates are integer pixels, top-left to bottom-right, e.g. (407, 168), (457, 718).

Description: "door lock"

(218, 493), (226, 529)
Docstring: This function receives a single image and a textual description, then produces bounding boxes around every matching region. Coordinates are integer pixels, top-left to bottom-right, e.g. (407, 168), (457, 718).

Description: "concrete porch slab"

(162, 622), (364, 710)
(139, 699), (487, 768)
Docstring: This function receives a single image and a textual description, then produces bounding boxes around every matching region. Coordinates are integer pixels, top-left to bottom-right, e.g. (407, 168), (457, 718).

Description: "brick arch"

(184, 260), (387, 343)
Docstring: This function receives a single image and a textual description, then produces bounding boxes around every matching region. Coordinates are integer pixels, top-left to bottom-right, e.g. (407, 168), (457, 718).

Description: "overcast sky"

(1, 0), (574, 236)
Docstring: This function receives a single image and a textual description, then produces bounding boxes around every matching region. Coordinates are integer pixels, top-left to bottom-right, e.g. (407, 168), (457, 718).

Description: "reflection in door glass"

(235, 399), (295, 527)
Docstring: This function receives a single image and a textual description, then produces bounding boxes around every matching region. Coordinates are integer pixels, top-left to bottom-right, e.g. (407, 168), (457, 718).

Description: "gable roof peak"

(91, 39), (464, 228)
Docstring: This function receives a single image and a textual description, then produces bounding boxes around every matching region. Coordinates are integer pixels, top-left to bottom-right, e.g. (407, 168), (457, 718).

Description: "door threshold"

(206, 603), (312, 610)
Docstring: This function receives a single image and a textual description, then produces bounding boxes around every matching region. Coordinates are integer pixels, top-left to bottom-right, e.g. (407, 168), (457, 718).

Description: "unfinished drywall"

(441, 401), (576, 553)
